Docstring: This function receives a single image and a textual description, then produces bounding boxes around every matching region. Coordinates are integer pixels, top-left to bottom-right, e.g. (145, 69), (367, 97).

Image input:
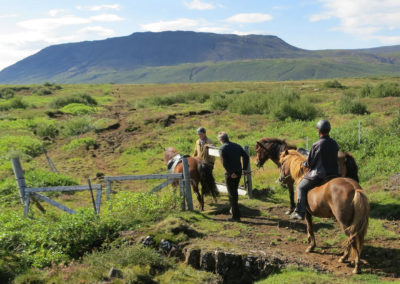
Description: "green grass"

(257, 266), (393, 284)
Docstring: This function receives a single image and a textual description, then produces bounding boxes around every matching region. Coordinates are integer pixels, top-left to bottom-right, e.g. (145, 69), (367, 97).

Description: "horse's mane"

(280, 150), (308, 181)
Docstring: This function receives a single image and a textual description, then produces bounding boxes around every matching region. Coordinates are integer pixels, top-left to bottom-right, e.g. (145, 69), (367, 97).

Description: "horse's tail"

(346, 189), (369, 260)
(198, 162), (219, 199)
(344, 152), (359, 182)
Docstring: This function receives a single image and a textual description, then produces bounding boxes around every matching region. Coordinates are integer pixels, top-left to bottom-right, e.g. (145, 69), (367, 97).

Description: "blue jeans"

(295, 178), (322, 214)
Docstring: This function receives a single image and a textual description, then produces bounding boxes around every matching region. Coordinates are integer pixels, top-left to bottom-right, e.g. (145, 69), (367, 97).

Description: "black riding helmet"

(316, 119), (331, 132)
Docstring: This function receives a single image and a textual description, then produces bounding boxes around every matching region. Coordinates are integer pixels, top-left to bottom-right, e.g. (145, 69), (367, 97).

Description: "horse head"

(255, 140), (272, 168)
(164, 147), (178, 164)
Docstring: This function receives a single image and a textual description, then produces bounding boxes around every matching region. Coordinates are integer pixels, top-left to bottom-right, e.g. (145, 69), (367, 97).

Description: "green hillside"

(0, 78), (399, 283)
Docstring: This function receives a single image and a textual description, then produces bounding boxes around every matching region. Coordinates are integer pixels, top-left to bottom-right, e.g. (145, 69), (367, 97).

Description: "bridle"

(256, 141), (271, 167)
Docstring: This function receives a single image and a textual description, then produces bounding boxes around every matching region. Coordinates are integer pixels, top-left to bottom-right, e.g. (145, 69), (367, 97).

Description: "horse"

(255, 138), (359, 214)
(164, 147), (219, 211)
(279, 150), (369, 274)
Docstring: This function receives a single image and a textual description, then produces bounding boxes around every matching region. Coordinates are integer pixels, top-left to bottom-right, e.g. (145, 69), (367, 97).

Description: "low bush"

(50, 93), (97, 109)
(0, 135), (42, 158)
(35, 121), (59, 138)
(210, 94), (232, 110)
(31, 87), (52, 96)
(360, 82), (400, 98)
(144, 92), (210, 106)
(61, 116), (94, 136)
(323, 79), (346, 89)
(0, 98), (29, 111)
(338, 93), (368, 115)
(60, 103), (96, 115)
(62, 137), (97, 151)
(273, 101), (317, 121)
(0, 88), (15, 99)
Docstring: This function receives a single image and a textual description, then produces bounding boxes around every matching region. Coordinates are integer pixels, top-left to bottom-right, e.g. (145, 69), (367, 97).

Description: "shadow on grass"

(370, 202), (400, 220)
(362, 245), (400, 277)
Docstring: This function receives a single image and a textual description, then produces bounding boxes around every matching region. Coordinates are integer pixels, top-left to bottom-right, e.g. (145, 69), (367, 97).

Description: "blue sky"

(1, 0), (400, 70)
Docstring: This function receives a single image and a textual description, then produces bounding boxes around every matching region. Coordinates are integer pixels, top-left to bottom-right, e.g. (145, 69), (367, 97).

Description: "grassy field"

(0, 78), (400, 283)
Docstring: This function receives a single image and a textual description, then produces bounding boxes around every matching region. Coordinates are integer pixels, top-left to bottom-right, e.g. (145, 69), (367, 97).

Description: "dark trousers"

(225, 173), (242, 220)
(295, 178), (321, 214)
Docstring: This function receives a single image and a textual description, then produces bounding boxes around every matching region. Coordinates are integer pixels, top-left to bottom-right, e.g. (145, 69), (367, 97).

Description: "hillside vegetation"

(0, 78), (399, 283)
(1, 31), (400, 84)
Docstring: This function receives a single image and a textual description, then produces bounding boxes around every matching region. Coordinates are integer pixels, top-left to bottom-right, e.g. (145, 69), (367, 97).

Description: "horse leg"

(339, 246), (350, 263)
(191, 181), (203, 211)
(305, 211), (316, 253)
(351, 240), (361, 274)
(286, 180), (296, 215)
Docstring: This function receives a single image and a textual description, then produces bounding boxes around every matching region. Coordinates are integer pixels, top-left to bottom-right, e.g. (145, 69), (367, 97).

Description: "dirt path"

(205, 204), (399, 278)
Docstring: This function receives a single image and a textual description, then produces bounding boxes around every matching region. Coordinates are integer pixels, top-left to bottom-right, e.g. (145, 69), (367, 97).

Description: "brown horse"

(164, 147), (218, 211)
(279, 150), (369, 274)
(255, 138), (359, 214)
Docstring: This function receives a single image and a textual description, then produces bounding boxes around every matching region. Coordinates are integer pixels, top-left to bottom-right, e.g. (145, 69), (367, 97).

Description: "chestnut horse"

(255, 138), (359, 214)
(279, 150), (369, 274)
(164, 147), (218, 211)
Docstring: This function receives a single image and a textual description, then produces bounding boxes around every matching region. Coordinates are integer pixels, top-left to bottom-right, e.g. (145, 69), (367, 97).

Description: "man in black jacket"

(290, 119), (340, 220)
(218, 132), (249, 221)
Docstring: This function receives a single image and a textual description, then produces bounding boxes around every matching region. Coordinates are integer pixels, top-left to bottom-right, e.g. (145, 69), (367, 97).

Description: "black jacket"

(304, 135), (339, 180)
(219, 142), (249, 175)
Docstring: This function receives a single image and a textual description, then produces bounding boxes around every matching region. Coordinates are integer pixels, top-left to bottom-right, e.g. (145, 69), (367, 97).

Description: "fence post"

(11, 158), (26, 205)
(244, 146), (253, 199)
(358, 120), (361, 145)
(182, 157), (193, 211)
(24, 192), (30, 216)
(106, 179), (111, 201)
(179, 179), (186, 211)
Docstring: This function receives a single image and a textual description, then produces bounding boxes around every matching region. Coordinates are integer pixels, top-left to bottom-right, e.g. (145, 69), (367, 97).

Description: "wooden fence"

(12, 158), (102, 216)
(104, 157), (194, 211)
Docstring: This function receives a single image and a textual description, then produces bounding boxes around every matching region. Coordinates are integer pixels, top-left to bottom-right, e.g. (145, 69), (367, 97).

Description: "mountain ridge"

(1, 31), (400, 84)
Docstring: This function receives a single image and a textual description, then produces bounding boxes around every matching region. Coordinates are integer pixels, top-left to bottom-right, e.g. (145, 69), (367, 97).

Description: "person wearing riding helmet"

(289, 119), (340, 220)
(193, 127), (215, 168)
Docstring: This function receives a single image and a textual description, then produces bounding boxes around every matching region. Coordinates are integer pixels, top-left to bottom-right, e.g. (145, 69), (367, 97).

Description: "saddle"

(167, 154), (190, 173)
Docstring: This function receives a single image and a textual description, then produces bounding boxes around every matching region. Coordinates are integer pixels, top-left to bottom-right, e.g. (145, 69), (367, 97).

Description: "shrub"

(50, 93), (97, 109)
(360, 84), (372, 97)
(210, 94), (232, 110)
(338, 93), (368, 115)
(62, 137), (97, 151)
(0, 88), (15, 99)
(227, 93), (268, 115)
(371, 82), (400, 97)
(35, 121), (59, 138)
(31, 87), (52, 96)
(273, 101), (317, 121)
(0, 135), (42, 158)
(323, 80), (345, 89)
(61, 116), (94, 136)
(144, 92), (210, 106)
(60, 103), (96, 115)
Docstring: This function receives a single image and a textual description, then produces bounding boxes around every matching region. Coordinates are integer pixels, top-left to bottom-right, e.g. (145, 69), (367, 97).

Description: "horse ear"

(285, 149), (289, 155)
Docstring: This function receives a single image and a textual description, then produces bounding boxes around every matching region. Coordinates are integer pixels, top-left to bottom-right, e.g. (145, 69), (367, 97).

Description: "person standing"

(218, 132), (249, 222)
(193, 127), (215, 167)
(290, 119), (340, 220)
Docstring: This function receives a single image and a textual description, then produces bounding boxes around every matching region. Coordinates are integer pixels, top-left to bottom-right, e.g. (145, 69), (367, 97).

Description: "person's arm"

(220, 147), (233, 174)
(193, 141), (198, 157)
(304, 144), (320, 168)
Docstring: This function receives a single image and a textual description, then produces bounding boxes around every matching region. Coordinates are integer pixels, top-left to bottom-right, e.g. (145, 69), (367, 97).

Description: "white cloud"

(49, 9), (68, 17)
(225, 13), (273, 23)
(184, 0), (215, 10)
(90, 14), (124, 22)
(78, 26), (115, 37)
(197, 26), (230, 33)
(312, 0), (400, 44)
(0, 14), (18, 19)
(140, 18), (199, 32)
(76, 4), (121, 11)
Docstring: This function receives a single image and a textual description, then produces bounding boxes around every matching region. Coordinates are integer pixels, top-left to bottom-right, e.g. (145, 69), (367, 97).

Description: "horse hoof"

(352, 267), (360, 274)
(285, 209), (294, 215)
(305, 246), (314, 253)
(338, 257), (346, 263)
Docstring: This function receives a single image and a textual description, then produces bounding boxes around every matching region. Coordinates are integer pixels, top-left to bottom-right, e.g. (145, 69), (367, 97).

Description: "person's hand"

(231, 173), (238, 178)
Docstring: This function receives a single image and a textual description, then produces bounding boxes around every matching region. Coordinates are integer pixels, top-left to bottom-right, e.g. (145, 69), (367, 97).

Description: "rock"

(200, 251), (216, 272)
(143, 235), (155, 247)
(185, 248), (201, 269)
(108, 267), (123, 278)
(160, 239), (172, 253)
